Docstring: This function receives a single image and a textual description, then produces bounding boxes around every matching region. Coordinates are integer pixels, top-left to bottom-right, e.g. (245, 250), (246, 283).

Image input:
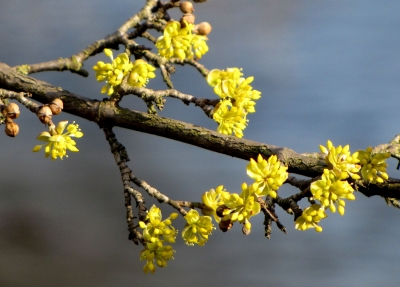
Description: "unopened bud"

(2, 102), (20, 119)
(194, 22), (212, 35)
(180, 14), (195, 28)
(48, 98), (63, 115)
(179, 1), (194, 13)
(37, 106), (53, 124)
(5, 120), (19, 137)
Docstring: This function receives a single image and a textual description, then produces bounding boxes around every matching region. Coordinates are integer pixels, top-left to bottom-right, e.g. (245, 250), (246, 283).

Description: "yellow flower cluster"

(246, 154), (288, 198)
(202, 154), (286, 234)
(139, 205), (178, 273)
(32, 121), (84, 160)
(295, 204), (327, 232)
(182, 209), (214, 246)
(319, 140), (361, 180)
(140, 242), (175, 274)
(218, 183), (261, 234)
(310, 169), (355, 215)
(155, 21), (209, 60)
(357, 146), (390, 183)
(93, 49), (156, 95)
(207, 68), (261, 138)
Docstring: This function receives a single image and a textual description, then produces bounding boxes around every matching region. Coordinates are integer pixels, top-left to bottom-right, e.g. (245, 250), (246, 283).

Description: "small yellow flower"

(192, 34), (209, 59)
(139, 205), (178, 244)
(140, 241), (175, 273)
(207, 68), (243, 96)
(155, 21), (194, 60)
(201, 185), (229, 222)
(213, 99), (247, 138)
(320, 140), (361, 180)
(295, 204), (327, 232)
(127, 59), (156, 88)
(182, 209), (214, 246)
(310, 169), (355, 215)
(219, 182), (261, 233)
(32, 121), (84, 160)
(246, 154), (288, 198)
(93, 49), (133, 95)
(357, 146), (390, 183)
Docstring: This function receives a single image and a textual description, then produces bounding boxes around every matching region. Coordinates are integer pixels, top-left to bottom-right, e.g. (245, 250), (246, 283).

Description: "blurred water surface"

(1, 1), (400, 286)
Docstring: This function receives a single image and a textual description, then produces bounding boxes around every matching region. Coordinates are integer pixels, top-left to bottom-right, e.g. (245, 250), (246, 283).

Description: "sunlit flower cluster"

(207, 68), (261, 138)
(217, 183), (261, 234)
(156, 21), (210, 60)
(319, 140), (361, 180)
(139, 205), (178, 244)
(140, 242), (175, 274)
(357, 147), (390, 183)
(202, 185), (230, 221)
(310, 169), (355, 215)
(212, 99), (247, 138)
(127, 59), (156, 87)
(246, 154), (288, 198)
(32, 121), (84, 160)
(93, 49), (156, 95)
(295, 204), (327, 232)
(182, 209), (214, 246)
(201, 154), (285, 234)
(139, 205), (178, 273)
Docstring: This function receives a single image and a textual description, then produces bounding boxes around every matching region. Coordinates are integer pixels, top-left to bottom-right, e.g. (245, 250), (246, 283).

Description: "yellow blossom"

(206, 68), (243, 96)
(246, 154), (288, 198)
(295, 204), (327, 232)
(182, 209), (214, 246)
(92, 49), (133, 95)
(140, 241), (175, 273)
(201, 185), (229, 221)
(356, 146), (390, 183)
(32, 121), (84, 160)
(192, 34), (209, 59)
(155, 21), (193, 60)
(139, 205), (178, 244)
(319, 140), (361, 180)
(212, 99), (247, 138)
(310, 169), (355, 215)
(218, 182), (261, 233)
(127, 59), (156, 88)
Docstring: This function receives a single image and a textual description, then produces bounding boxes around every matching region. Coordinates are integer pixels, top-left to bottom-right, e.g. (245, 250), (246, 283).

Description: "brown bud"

(5, 120), (19, 137)
(37, 106), (53, 124)
(194, 22), (212, 35)
(180, 13), (195, 28)
(2, 102), (20, 119)
(48, 98), (63, 115)
(179, 1), (194, 13)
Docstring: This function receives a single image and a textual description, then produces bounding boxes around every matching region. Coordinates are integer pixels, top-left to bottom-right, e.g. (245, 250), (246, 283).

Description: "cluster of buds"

(36, 98), (63, 125)
(179, 2), (212, 35)
(1, 102), (20, 137)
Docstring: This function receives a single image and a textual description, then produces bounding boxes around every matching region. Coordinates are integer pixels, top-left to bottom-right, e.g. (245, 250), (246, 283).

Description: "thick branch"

(1, 62), (400, 199)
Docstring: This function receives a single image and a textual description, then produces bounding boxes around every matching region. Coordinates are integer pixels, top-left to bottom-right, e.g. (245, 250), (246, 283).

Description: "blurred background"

(1, 0), (400, 286)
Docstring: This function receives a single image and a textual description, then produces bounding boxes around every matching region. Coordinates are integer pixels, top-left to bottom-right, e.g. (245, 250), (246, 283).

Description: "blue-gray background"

(1, 1), (399, 286)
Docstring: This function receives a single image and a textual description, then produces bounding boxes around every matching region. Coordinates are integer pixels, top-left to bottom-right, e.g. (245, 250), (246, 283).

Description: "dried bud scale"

(48, 98), (63, 115)
(180, 13), (195, 27)
(2, 102), (20, 119)
(37, 106), (53, 124)
(194, 22), (212, 35)
(5, 120), (19, 137)
(179, 1), (194, 13)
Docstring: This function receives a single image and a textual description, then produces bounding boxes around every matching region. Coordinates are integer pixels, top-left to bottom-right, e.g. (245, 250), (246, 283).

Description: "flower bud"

(5, 120), (19, 137)
(48, 98), (63, 115)
(194, 22), (212, 35)
(180, 13), (195, 28)
(179, 1), (194, 13)
(2, 102), (20, 119)
(37, 106), (53, 124)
